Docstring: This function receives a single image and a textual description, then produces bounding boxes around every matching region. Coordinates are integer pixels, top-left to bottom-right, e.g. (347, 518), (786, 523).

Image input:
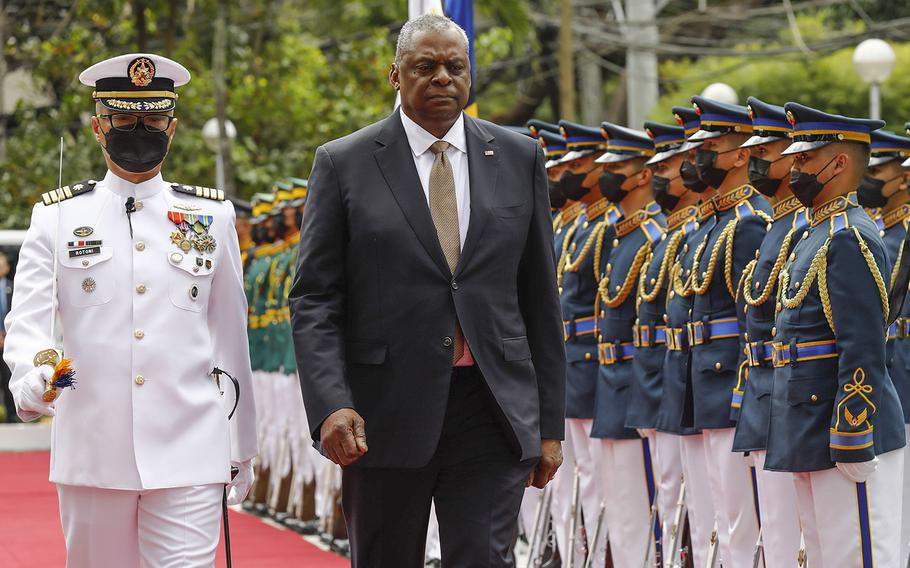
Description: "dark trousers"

(0, 346), (14, 422)
(342, 366), (536, 568)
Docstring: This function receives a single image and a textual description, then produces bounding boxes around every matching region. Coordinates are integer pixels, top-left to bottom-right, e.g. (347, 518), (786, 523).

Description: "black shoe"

(294, 518), (321, 536)
(425, 559), (442, 568)
(331, 539), (351, 558)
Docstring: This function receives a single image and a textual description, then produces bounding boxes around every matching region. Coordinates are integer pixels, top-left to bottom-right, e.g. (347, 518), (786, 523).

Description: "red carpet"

(0, 451), (349, 567)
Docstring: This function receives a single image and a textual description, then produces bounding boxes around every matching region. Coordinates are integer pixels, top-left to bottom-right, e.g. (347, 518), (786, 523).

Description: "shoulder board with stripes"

(171, 183), (225, 201)
(40, 180), (97, 206)
(639, 218), (665, 244)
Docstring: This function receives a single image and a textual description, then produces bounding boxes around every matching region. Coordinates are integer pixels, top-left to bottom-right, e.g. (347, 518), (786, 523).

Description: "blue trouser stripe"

(641, 438), (662, 564)
(750, 465), (762, 529)
(857, 482), (873, 567)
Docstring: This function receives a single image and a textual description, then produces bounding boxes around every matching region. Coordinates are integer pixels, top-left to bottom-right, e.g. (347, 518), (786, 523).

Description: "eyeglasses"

(95, 113), (175, 133)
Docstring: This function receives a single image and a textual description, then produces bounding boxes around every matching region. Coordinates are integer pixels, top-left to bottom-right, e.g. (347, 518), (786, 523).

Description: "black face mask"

(680, 160), (709, 193)
(103, 128), (170, 173)
(652, 175), (681, 211)
(560, 169), (595, 201)
(748, 156), (786, 197)
(789, 156), (839, 208)
(599, 170), (639, 203)
(548, 178), (567, 209)
(252, 225), (267, 245)
(857, 174), (904, 209)
(695, 147), (738, 190)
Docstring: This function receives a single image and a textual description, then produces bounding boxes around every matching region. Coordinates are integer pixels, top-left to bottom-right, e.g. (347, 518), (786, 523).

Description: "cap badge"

(693, 103), (702, 116)
(786, 110), (796, 126)
(73, 226), (93, 237)
(747, 105), (755, 120)
(646, 128), (655, 140)
(129, 57), (156, 87)
(674, 113), (684, 126)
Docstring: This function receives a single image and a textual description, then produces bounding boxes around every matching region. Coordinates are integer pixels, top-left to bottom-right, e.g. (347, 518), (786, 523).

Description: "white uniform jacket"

(4, 171), (258, 489)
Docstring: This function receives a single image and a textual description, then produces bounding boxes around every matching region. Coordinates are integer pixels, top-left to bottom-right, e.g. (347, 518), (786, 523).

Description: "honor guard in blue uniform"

(766, 103), (906, 566)
(635, 118), (704, 563)
(539, 129), (571, 218)
(655, 104), (718, 568)
(730, 97), (813, 566)
(553, 120), (619, 566)
(685, 96), (771, 564)
(588, 123), (663, 566)
(858, 127), (910, 563)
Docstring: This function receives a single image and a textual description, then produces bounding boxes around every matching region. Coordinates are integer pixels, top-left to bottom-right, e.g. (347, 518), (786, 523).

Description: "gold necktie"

(428, 140), (464, 362)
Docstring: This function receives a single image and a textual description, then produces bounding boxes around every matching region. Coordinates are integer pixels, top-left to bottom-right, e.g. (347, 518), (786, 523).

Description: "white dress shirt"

(400, 110), (471, 249)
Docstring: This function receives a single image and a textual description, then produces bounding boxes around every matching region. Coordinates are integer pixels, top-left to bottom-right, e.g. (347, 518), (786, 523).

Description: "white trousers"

(792, 448), (904, 568)
(652, 430), (684, 559)
(679, 434), (715, 568)
(751, 450), (805, 568)
(600, 437), (654, 568)
(902, 426), (910, 565)
(57, 483), (223, 568)
(555, 418), (605, 566)
(702, 428), (759, 567)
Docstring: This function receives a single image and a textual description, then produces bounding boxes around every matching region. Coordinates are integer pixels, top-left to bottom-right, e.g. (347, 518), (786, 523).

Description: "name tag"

(69, 246), (101, 258)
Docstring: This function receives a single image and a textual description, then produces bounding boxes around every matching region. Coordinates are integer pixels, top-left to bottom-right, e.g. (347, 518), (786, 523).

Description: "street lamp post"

(853, 39), (896, 120)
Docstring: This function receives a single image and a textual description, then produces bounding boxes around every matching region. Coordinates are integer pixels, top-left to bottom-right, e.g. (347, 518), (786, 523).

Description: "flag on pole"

(443, 0), (477, 117)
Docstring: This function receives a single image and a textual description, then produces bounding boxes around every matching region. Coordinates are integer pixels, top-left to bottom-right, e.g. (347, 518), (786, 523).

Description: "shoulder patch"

(171, 183), (225, 201)
(40, 180), (97, 206)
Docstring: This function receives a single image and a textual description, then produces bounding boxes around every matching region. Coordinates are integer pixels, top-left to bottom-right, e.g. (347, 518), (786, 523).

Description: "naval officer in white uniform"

(3, 53), (258, 567)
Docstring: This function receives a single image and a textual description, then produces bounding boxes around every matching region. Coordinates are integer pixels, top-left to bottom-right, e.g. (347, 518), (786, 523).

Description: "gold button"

(135, 242), (146, 251)
(661, 233), (667, 241)
(683, 244), (689, 253)
(794, 281), (801, 290)
(714, 362), (722, 370)
(583, 221), (589, 229)
(754, 249), (760, 259)
(766, 223), (772, 232)
(755, 280), (760, 289)
(600, 310), (606, 318)
(585, 352), (592, 361)
(613, 239), (620, 248)
(650, 277), (656, 285)
(776, 302), (783, 312)
(598, 335), (603, 342)
(135, 375), (145, 385)
(802, 232), (808, 240)
(669, 290), (675, 299)
(82, 260), (89, 267)
(136, 284), (147, 294)
(663, 314), (669, 323)
(571, 242), (577, 252)
(880, 230), (886, 238)
(559, 287), (564, 294)
(615, 285), (621, 292)
(134, 329), (145, 340)
(135, 201), (143, 211)
(810, 394), (818, 402)
(789, 253), (795, 262)
(606, 263), (613, 273)
(771, 326), (777, 337)
(744, 332), (750, 342)
(694, 222), (700, 230)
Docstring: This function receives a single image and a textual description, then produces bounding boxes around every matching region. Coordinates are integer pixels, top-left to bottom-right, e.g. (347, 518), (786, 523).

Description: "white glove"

(836, 456), (879, 484)
(15, 365), (57, 421)
(226, 458), (255, 506)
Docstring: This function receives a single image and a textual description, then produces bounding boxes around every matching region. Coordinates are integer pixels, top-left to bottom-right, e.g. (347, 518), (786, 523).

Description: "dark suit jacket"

(289, 109), (566, 468)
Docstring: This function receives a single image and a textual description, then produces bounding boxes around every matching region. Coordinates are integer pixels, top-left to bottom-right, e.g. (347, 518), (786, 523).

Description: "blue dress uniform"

(552, 121), (619, 567)
(732, 99), (809, 451)
(683, 97), (770, 564)
(766, 103), (906, 567)
(587, 123), (664, 568)
(626, 121), (692, 432)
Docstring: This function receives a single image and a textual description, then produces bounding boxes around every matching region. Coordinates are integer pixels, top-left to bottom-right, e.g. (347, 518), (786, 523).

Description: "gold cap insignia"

(129, 57), (156, 87)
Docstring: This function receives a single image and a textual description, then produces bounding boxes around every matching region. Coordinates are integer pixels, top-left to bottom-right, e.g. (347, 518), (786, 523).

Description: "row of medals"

(168, 212), (217, 255)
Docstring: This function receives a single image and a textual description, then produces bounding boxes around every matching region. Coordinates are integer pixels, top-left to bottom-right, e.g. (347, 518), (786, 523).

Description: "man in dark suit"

(289, 13), (566, 567)
(0, 251), (14, 423)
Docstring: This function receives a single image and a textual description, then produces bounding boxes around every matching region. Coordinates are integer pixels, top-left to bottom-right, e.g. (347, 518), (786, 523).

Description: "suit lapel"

(373, 109), (451, 278)
(455, 116), (498, 278)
